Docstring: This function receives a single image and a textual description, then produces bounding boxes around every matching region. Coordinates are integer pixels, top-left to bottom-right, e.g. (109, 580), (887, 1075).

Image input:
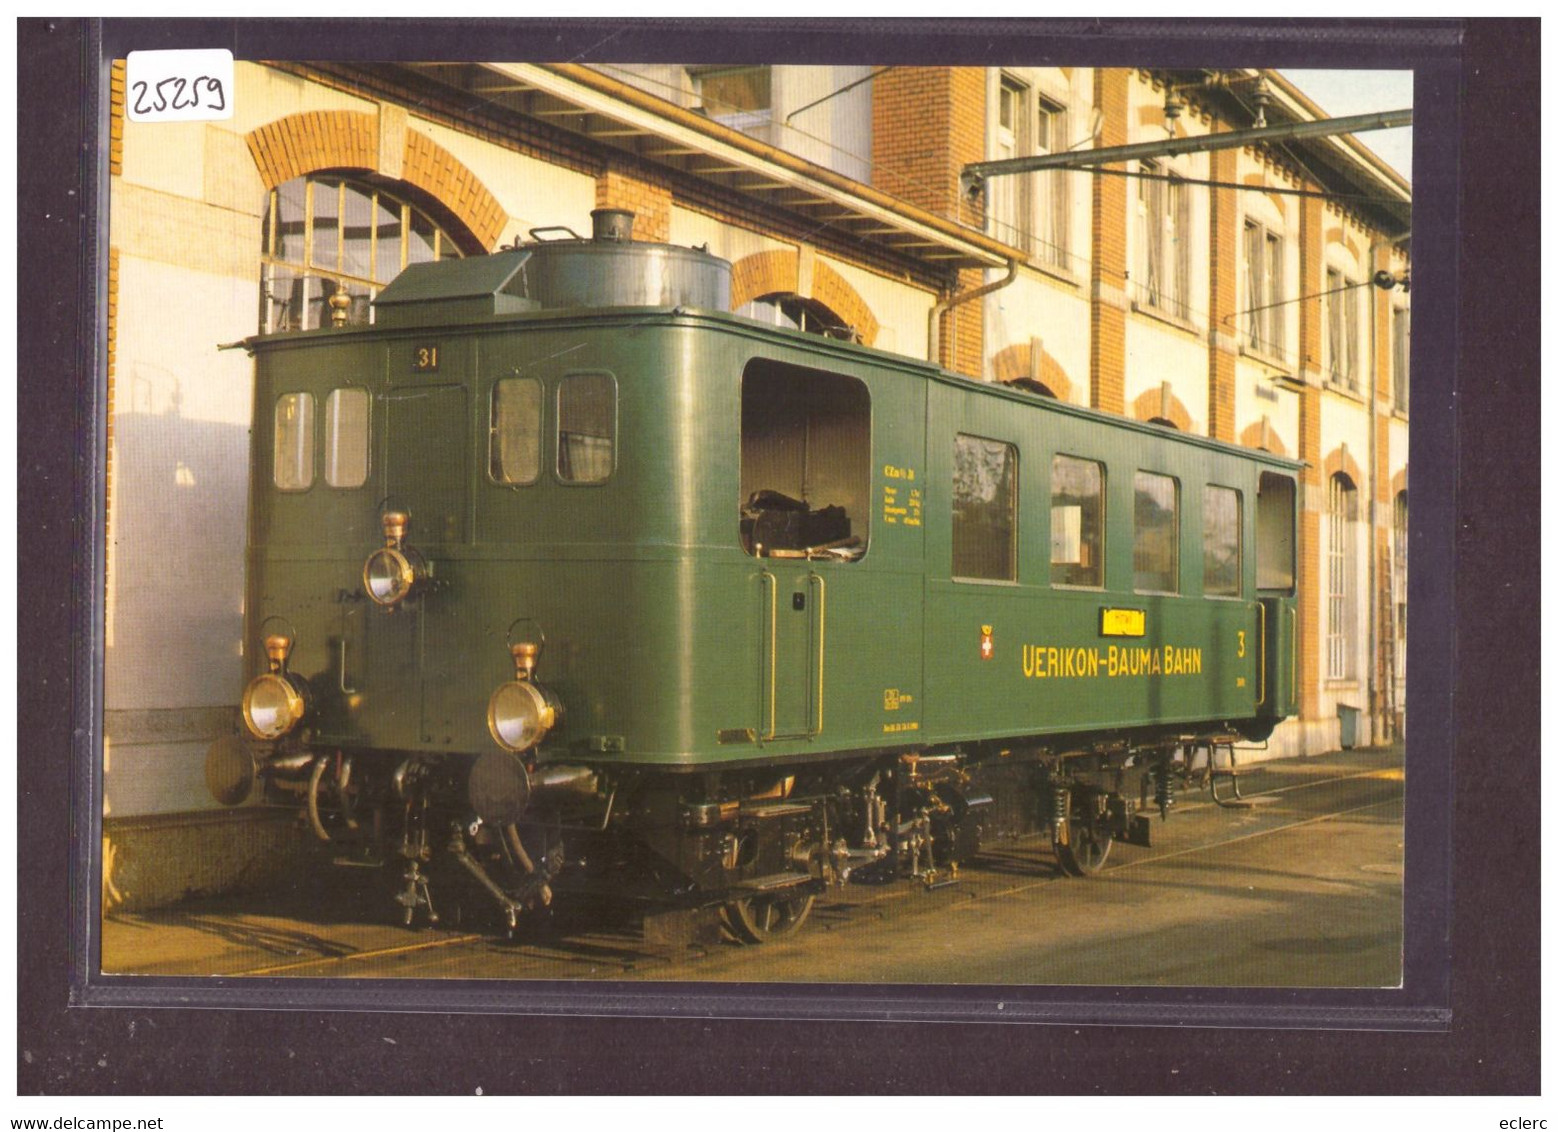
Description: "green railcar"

(208, 211), (1300, 939)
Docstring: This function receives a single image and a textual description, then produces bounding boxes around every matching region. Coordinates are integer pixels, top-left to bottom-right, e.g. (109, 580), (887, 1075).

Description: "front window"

(490, 377), (543, 486)
(1243, 220), (1285, 356)
(323, 387), (369, 488)
(1139, 161), (1189, 320)
(1050, 454), (1104, 588)
(259, 176), (469, 333)
(953, 434), (1018, 582)
(556, 373), (616, 484)
(1133, 471), (1179, 593)
(739, 360), (870, 560)
(1327, 473), (1358, 679)
(273, 392), (314, 491)
(1203, 485), (1242, 597)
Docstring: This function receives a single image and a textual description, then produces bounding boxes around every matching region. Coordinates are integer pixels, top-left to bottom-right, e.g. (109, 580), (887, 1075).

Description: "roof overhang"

(392, 61), (1014, 272)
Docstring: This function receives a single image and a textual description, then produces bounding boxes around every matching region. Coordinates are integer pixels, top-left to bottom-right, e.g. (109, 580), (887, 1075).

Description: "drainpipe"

(928, 258), (1020, 369)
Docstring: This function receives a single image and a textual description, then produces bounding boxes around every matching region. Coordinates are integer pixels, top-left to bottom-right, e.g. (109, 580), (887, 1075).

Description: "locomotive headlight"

(241, 632), (312, 741)
(363, 510), (427, 608)
(364, 546), (421, 606)
(487, 680), (558, 752)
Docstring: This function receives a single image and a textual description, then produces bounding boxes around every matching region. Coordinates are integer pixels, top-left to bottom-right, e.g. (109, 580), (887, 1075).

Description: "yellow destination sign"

(1100, 607), (1146, 637)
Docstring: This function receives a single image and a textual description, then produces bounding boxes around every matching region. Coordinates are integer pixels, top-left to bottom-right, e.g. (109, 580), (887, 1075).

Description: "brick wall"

(1206, 138), (1238, 442)
(596, 163), (672, 243)
(1088, 68), (1130, 414)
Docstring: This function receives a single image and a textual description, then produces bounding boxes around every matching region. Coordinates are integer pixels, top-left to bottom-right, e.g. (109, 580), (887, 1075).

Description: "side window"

(490, 377), (543, 485)
(556, 373), (616, 484)
(1133, 471), (1179, 593)
(323, 387), (369, 489)
(1257, 472), (1297, 592)
(1050, 454), (1104, 587)
(739, 359), (870, 561)
(952, 434), (1018, 582)
(273, 392), (315, 491)
(1203, 485), (1242, 597)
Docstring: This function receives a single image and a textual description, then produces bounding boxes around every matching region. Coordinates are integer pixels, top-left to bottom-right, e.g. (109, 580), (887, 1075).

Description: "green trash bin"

(1338, 704), (1360, 749)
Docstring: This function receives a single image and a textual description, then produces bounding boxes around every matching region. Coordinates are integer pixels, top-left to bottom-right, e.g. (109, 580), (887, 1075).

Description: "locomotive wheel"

(1054, 824), (1112, 877)
(721, 891), (815, 944)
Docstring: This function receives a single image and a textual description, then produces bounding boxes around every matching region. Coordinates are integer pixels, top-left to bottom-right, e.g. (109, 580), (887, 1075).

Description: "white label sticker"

(125, 49), (233, 122)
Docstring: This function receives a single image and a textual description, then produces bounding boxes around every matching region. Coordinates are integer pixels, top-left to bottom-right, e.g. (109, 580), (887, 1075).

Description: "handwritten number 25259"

(131, 76), (227, 116)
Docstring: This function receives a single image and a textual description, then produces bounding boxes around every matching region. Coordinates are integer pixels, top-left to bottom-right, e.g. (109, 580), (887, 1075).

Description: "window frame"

(488, 375), (546, 488)
(1326, 267), (1361, 391)
(1138, 159), (1190, 321)
(951, 432), (1020, 585)
(1132, 469), (1180, 595)
(1049, 452), (1106, 590)
(1392, 305), (1411, 413)
(1201, 484), (1243, 599)
(272, 391), (316, 493)
(554, 371), (619, 486)
(322, 385), (371, 490)
(1243, 219), (1286, 358)
(1326, 473), (1359, 680)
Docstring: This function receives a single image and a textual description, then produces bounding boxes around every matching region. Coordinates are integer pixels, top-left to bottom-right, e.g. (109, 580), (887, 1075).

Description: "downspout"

(928, 258), (1020, 369)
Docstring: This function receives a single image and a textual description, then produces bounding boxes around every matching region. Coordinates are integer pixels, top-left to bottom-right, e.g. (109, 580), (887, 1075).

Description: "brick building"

(103, 61), (1410, 907)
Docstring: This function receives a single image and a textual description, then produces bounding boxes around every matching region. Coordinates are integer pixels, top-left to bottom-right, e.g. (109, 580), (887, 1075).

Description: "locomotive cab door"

(740, 360), (871, 743)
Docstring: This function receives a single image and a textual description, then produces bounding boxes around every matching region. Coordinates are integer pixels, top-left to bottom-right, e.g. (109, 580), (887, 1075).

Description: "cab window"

(739, 359), (870, 561)
(1257, 472), (1297, 592)
(557, 373), (616, 484)
(490, 377), (542, 485)
(324, 387), (369, 488)
(273, 392), (314, 491)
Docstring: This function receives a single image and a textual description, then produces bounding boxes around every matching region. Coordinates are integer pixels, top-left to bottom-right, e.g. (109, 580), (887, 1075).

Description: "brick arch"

(729, 250), (880, 347)
(988, 342), (1074, 401)
(1390, 465), (1408, 498)
(244, 111), (507, 250)
(1239, 416), (1291, 458)
(1130, 384), (1197, 433)
(1323, 443), (1364, 488)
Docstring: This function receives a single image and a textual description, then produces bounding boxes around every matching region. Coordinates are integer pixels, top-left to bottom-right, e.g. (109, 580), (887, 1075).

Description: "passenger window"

(1050, 454), (1104, 587)
(739, 359), (870, 561)
(1203, 485), (1242, 597)
(557, 373), (616, 484)
(273, 392), (314, 491)
(1133, 471), (1179, 593)
(490, 377), (542, 485)
(324, 387), (369, 488)
(1257, 472), (1297, 592)
(953, 434), (1018, 582)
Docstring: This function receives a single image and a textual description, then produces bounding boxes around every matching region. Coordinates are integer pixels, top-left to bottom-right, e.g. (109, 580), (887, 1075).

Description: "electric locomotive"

(206, 209), (1301, 940)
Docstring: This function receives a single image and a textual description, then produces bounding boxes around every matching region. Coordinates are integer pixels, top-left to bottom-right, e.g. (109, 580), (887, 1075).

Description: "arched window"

(259, 175), (473, 332)
(1326, 473), (1358, 680)
(735, 293), (856, 341)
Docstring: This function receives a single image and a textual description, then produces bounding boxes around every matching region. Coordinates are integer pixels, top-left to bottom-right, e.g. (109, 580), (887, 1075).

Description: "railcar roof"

(246, 303), (1305, 471)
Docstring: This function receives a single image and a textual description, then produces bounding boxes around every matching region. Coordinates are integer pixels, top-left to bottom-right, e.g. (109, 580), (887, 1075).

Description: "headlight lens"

(242, 673), (307, 740)
(487, 680), (557, 752)
(363, 547), (418, 606)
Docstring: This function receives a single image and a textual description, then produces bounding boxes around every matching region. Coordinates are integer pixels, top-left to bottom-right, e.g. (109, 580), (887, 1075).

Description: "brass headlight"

(242, 672), (309, 740)
(364, 546), (422, 606)
(364, 510), (426, 607)
(487, 680), (558, 752)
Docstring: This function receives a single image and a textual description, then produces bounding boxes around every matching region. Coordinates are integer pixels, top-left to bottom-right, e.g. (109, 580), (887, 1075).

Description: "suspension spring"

(1154, 764), (1175, 818)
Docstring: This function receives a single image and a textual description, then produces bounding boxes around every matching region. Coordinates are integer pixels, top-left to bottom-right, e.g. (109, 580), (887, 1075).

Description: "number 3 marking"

(1237, 630), (1246, 658)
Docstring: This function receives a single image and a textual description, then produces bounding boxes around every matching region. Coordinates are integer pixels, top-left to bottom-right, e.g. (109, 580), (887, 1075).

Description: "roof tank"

(373, 209), (731, 329)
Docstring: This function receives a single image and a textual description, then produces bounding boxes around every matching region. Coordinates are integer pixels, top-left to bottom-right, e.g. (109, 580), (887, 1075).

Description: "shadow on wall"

(108, 411), (252, 710)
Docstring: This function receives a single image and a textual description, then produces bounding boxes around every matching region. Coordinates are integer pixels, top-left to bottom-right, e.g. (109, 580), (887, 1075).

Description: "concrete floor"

(100, 745), (1404, 987)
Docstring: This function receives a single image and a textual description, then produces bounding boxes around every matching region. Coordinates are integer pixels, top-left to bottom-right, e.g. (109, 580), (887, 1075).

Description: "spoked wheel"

(720, 891), (815, 944)
(1054, 823), (1113, 877)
